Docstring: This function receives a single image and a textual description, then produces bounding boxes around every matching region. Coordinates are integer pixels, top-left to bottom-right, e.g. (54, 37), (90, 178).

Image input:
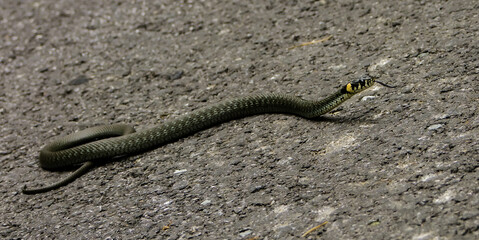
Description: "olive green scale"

(23, 75), (378, 194)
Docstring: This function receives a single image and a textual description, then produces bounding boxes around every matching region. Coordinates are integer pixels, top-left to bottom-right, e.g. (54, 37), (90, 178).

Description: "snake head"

(343, 75), (375, 94)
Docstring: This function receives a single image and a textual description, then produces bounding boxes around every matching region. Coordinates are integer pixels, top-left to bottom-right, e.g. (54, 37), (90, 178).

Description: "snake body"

(23, 75), (384, 194)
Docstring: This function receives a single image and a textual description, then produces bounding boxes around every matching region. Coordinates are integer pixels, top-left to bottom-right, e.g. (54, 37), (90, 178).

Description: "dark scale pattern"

(24, 76), (376, 193)
(39, 90), (359, 169)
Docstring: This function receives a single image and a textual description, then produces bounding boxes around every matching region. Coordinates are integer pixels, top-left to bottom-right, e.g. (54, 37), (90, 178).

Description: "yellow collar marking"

(346, 83), (354, 93)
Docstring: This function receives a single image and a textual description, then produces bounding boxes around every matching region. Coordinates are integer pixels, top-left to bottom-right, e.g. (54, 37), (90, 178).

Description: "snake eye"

(356, 75), (372, 86)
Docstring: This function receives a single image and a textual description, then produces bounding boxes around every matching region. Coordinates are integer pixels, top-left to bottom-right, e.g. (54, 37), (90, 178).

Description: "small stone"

(239, 229), (252, 238)
(174, 169), (187, 175)
(433, 114), (450, 120)
(427, 124), (444, 131)
(361, 96), (376, 101)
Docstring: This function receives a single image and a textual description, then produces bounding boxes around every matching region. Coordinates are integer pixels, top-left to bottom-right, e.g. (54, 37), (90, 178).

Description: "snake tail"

(22, 75), (380, 194)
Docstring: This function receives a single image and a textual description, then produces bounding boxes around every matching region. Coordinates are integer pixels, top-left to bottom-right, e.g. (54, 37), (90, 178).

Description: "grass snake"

(22, 75), (393, 194)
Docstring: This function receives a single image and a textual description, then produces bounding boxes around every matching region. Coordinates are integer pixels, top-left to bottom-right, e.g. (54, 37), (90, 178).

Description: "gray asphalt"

(1, 0), (478, 239)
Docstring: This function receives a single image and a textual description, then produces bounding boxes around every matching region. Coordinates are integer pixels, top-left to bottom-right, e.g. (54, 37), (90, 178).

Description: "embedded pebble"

(427, 124), (444, 131)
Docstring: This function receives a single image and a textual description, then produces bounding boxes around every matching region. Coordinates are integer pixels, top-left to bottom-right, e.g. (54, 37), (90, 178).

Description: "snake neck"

(303, 90), (354, 118)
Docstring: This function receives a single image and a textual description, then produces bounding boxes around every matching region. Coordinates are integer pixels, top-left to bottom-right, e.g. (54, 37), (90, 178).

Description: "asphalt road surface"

(1, 0), (478, 239)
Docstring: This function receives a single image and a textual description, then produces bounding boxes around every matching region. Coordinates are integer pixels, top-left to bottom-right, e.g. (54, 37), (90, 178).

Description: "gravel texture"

(1, 0), (478, 239)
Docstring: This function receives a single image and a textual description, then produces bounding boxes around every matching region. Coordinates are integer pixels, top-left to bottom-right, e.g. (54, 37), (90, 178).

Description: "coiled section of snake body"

(23, 75), (386, 194)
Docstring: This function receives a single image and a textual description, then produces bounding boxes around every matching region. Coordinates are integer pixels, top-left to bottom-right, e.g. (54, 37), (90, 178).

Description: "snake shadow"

(308, 113), (379, 125)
